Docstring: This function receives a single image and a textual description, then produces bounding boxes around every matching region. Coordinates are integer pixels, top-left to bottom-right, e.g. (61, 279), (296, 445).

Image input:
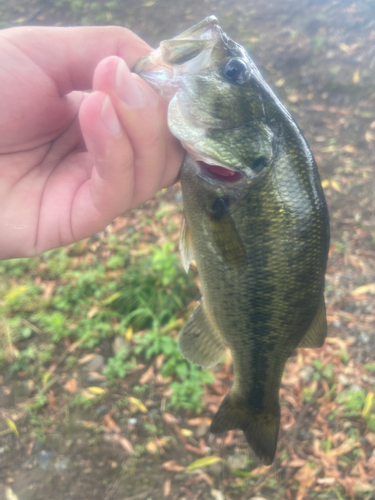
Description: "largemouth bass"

(134, 16), (330, 464)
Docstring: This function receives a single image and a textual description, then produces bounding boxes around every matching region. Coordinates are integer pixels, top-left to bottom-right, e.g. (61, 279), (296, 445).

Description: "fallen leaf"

(180, 428), (193, 437)
(47, 390), (56, 410)
(125, 326), (133, 341)
(186, 456), (222, 471)
(163, 478), (171, 497)
(289, 459), (307, 467)
(362, 392), (374, 418)
(184, 443), (206, 455)
(275, 78), (285, 87)
(87, 371), (106, 381)
(162, 460), (185, 472)
(352, 283), (375, 295)
(365, 432), (375, 446)
(42, 371), (52, 387)
(102, 291), (121, 305)
(66, 339), (81, 353)
(5, 487), (18, 500)
(41, 281), (55, 300)
(187, 417), (212, 426)
(330, 179), (342, 192)
(365, 130), (375, 142)
(4, 286), (28, 301)
(343, 144), (357, 153)
(80, 390), (96, 399)
(163, 413), (178, 424)
(155, 354), (165, 370)
(317, 477), (336, 485)
(114, 435), (134, 454)
(103, 414), (121, 433)
(87, 306), (99, 318)
(339, 43), (351, 53)
(251, 464), (272, 475)
(64, 378), (77, 394)
(78, 353), (97, 364)
(327, 438), (359, 457)
(146, 440), (158, 454)
(80, 421), (98, 428)
(146, 436), (170, 454)
(211, 490), (225, 500)
(129, 396), (147, 413)
(288, 94), (300, 103)
(294, 464), (316, 488)
(6, 418), (19, 438)
(87, 386), (106, 395)
(140, 365), (154, 385)
(352, 69), (360, 84)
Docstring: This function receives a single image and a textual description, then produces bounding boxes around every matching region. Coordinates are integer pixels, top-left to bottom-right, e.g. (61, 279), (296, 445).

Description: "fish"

(134, 16), (330, 464)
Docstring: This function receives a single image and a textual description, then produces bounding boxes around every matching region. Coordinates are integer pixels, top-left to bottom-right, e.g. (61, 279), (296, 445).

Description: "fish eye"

(252, 156), (268, 173)
(222, 58), (249, 84)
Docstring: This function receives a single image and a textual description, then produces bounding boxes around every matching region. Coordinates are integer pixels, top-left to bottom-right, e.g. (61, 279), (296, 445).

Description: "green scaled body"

(135, 16), (330, 464)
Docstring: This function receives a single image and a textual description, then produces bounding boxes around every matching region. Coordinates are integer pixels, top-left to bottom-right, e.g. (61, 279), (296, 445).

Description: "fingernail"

(116, 59), (143, 107)
(101, 95), (122, 136)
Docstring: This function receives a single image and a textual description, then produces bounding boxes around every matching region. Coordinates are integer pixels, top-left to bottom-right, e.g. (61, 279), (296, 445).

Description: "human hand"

(0, 26), (183, 259)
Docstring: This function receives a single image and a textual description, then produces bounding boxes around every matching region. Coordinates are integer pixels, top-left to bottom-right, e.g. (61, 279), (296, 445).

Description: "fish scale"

(134, 16), (329, 464)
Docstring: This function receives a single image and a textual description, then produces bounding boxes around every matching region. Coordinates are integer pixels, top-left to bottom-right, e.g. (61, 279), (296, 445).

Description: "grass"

(0, 199), (214, 424)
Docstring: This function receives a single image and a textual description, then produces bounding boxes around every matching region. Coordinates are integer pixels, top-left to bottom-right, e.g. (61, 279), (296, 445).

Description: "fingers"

(76, 91), (133, 234)
(1, 26), (152, 95)
(92, 56), (184, 204)
(74, 55), (183, 240)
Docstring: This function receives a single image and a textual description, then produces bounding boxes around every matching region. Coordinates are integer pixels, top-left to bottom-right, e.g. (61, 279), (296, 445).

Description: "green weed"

(134, 323), (214, 411)
(103, 347), (136, 379)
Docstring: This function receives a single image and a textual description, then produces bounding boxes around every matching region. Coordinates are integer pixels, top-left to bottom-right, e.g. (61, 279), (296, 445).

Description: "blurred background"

(1, 1), (375, 499)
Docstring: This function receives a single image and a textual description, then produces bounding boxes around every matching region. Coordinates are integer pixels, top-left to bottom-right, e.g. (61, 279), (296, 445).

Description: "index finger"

(1, 26), (152, 95)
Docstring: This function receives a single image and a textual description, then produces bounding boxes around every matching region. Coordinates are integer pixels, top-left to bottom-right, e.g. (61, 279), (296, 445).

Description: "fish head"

(134, 16), (276, 188)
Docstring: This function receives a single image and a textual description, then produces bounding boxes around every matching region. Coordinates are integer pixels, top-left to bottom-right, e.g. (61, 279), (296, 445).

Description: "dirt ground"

(1, 0), (375, 499)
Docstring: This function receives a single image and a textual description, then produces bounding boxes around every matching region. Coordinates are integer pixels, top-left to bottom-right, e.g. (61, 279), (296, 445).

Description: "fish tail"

(210, 392), (280, 465)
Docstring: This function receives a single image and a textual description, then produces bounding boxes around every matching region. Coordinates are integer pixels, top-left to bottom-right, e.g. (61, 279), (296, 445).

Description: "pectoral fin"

(298, 298), (327, 348)
(179, 214), (195, 273)
(207, 198), (246, 270)
(179, 302), (226, 368)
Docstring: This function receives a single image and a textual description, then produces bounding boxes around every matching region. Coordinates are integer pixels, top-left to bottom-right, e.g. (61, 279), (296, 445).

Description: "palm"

(0, 27), (183, 259)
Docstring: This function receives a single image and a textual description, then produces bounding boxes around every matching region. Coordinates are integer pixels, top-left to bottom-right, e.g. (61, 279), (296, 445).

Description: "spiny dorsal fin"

(179, 214), (195, 273)
(179, 302), (226, 368)
(207, 198), (246, 270)
(298, 297), (327, 348)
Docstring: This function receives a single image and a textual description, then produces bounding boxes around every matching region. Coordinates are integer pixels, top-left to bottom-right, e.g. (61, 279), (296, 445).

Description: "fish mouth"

(197, 161), (244, 183)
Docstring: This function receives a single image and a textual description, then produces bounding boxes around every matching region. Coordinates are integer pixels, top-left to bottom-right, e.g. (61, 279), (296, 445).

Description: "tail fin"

(210, 393), (280, 465)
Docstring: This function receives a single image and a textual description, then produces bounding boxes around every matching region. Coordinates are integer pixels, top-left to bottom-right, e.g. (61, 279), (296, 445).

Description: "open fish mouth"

(197, 161), (244, 183)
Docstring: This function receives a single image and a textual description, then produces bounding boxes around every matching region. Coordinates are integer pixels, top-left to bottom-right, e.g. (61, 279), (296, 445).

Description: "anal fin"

(298, 297), (327, 348)
(179, 302), (226, 368)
